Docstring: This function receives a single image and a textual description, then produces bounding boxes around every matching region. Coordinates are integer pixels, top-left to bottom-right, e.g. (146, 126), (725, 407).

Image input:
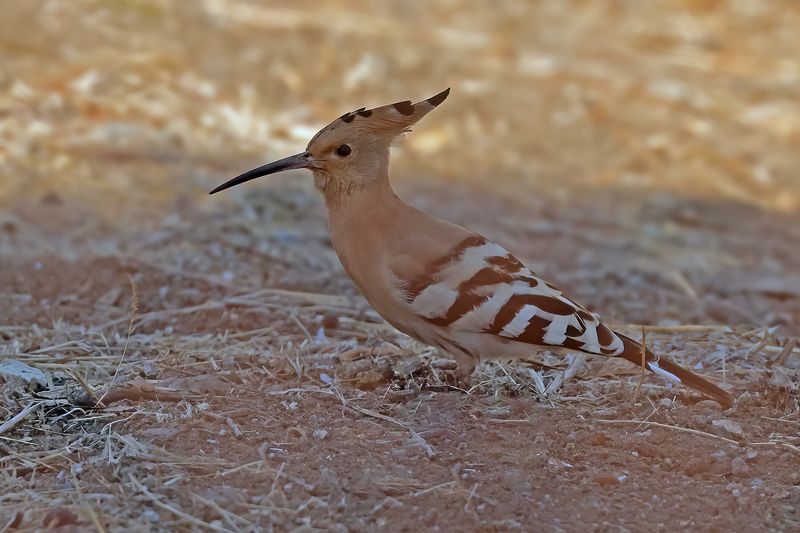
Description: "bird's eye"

(336, 144), (352, 157)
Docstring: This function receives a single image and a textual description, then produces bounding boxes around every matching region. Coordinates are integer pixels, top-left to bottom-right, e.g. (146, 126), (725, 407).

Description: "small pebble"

(710, 419), (744, 439)
(634, 441), (661, 459)
(695, 399), (724, 410)
(593, 472), (620, 487)
(684, 455), (713, 476)
(731, 456), (751, 475)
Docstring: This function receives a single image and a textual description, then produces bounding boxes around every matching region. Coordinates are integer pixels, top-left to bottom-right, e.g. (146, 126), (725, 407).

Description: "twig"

(409, 481), (457, 497)
(97, 277), (139, 407)
(763, 344), (800, 355)
(95, 285), (356, 332)
(597, 419), (740, 446)
(750, 441), (800, 455)
(670, 270), (699, 300)
(487, 418), (532, 425)
(0, 512), (23, 532)
(191, 492), (255, 531)
(761, 416), (800, 426)
(288, 313), (313, 343)
(464, 482), (479, 512)
(619, 324), (733, 333)
(65, 369), (104, 408)
(129, 475), (233, 532)
(544, 353), (586, 398)
(0, 401), (43, 436)
(79, 380), (203, 407)
(630, 327), (647, 403)
(529, 368), (547, 398)
(219, 460), (265, 477)
(31, 340), (89, 354)
(0, 446), (65, 472)
(746, 328), (771, 359)
(71, 471), (108, 533)
(239, 287), (352, 307)
(771, 338), (797, 367)
(333, 388), (435, 458)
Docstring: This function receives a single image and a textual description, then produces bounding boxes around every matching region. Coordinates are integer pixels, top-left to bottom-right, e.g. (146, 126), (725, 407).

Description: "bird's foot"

(443, 367), (475, 392)
(428, 360), (472, 391)
(437, 369), (472, 391)
(427, 355), (476, 392)
(456, 364), (477, 389)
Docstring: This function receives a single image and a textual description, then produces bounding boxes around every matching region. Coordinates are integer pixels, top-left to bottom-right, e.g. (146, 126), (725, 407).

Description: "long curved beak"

(209, 151), (313, 194)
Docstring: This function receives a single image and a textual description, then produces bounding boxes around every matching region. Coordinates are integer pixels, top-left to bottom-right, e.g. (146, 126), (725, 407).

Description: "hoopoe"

(210, 89), (733, 408)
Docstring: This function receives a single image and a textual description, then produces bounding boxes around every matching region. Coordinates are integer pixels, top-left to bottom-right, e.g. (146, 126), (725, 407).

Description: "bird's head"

(209, 88), (449, 198)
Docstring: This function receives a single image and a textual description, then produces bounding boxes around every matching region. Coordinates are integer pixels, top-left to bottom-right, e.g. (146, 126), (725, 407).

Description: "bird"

(210, 88), (734, 408)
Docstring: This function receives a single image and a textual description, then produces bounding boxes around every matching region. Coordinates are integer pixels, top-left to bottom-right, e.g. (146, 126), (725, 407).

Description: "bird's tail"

(617, 334), (733, 408)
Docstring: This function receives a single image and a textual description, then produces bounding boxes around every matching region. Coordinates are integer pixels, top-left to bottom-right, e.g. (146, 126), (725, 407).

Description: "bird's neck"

(323, 176), (411, 284)
(324, 176), (405, 231)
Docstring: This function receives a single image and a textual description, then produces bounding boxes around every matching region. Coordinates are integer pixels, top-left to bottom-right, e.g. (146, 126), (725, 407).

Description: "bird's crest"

(308, 88), (450, 146)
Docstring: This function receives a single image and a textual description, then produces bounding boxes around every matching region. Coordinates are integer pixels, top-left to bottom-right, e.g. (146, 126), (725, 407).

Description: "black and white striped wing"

(394, 234), (735, 407)
(399, 235), (626, 356)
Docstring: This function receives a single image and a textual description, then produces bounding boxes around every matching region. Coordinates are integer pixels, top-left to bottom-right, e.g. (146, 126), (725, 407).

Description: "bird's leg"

(454, 361), (476, 390)
(443, 352), (476, 390)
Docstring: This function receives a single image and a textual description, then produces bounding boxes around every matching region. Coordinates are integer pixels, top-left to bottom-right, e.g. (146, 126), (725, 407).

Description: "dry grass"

(1, 267), (797, 528)
(1, 188), (798, 528)
(1, 0), (799, 530)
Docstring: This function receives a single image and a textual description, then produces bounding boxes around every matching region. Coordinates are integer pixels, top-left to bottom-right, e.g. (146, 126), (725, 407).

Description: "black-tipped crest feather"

(426, 87), (450, 107)
(392, 101), (415, 115)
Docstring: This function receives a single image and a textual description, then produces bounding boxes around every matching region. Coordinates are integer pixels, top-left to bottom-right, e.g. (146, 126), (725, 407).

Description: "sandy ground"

(1, 1), (799, 531)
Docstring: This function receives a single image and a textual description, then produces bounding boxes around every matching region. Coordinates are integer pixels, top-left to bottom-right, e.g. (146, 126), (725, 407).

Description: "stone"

(731, 456), (751, 475)
(710, 419), (744, 439)
(0, 360), (47, 387)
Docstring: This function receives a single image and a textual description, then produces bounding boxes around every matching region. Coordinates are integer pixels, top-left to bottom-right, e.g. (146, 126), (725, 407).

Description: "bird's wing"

(391, 233), (735, 407)
(393, 234), (627, 356)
